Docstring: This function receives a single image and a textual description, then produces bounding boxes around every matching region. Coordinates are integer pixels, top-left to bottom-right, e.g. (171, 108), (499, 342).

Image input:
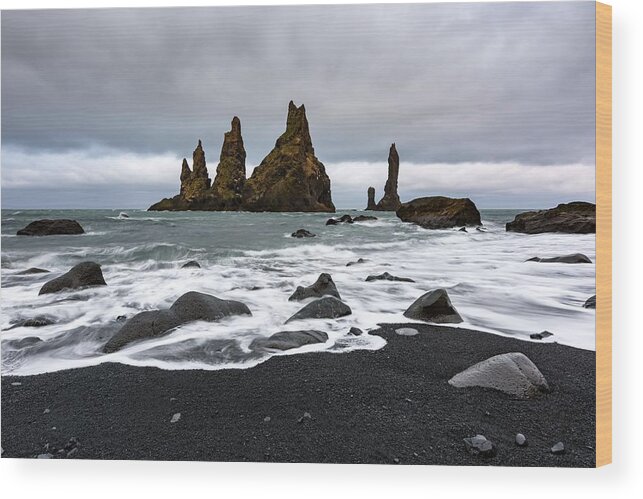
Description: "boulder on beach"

(103, 291), (251, 353)
(250, 330), (328, 351)
(181, 261), (201, 269)
(583, 295), (596, 309)
(17, 219), (84, 236)
(39, 262), (107, 295)
(463, 435), (497, 458)
(291, 229), (316, 238)
(242, 101), (335, 212)
(396, 196), (481, 229)
(403, 289), (462, 323)
(448, 352), (550, 399)
(506, 202), (595, 234)
(285, 296), (352, 323)
(288, 273), (341, 301)
(365, 272), (415, 283)
(526, 253), (592, 264)
(16, 268), (50, 275)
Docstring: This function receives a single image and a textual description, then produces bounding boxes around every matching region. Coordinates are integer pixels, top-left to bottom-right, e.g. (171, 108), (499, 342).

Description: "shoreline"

(1, 323), (595, 466)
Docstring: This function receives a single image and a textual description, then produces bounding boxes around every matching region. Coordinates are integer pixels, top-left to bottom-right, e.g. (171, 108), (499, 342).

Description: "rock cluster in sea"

(149, 101), (335, 213)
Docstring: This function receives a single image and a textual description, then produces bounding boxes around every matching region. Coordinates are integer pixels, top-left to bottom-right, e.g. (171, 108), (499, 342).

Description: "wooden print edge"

(595, 1), (612, 468)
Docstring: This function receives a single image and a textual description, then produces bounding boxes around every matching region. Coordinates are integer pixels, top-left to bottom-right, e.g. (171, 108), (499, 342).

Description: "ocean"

(1, 208), (596, 375)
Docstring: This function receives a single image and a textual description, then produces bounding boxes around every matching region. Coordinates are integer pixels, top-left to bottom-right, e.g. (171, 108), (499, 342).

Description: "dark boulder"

(463, 435), (497, 458)
(103, 292), (251, 353)
(458, 227), (467, 232)
(348, 327), (363, 336)
(291, 229), (316, 238)
(16, 268), (50, 275)
(346, 258), (367, 267)
(286, 296), (352, 323)
(353, 215), (378, 222)
(365, 272), (415, 283)
(17, 219), (84, 236)
(449, 352), (550, 399)
(403, 289), (462, 323)
(530, 330), (554, 340)
(583, 295), (596, 309)
(9, 316), (55, 329)
(326, 214), (354, 225)
(250, 330), (328, 351)
(396, 196), (481, 229)
(527, 253), (592, 264)
(181, 261), (201, 269)
(5, 336), (43, 349)
(506, 201), (595, 234)
(39, 262), (107, 295)
(288, 273), (341, 301)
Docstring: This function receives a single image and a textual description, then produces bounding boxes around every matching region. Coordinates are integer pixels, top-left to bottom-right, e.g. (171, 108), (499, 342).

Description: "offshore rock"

(506, 202), (596, 234)
(242, 101), (335, 212)
(366, 187), (377, 210)
(374, 143), (402, 211)
(39, 262), (107, 295)
(211, 116), (247, 210)
(17, 219), (84, 236)
(396, 196), (481, 229)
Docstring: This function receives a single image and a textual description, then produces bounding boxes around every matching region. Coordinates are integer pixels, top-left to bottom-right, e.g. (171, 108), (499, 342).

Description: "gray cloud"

(1, 2), (596, 208)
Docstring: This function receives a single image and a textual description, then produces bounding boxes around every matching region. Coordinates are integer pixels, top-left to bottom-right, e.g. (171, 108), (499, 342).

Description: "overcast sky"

(1, 2), (596, 209)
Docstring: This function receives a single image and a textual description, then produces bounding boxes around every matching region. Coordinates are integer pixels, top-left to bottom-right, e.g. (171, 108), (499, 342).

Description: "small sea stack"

(373, 143), (402, 211)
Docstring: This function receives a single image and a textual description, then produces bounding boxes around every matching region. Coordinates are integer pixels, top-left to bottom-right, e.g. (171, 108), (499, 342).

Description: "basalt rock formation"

(397, 196), (482, 229)
(373, 143), (402, 211)
(366, 187), (377, 210)
(17, 219), (84, 236)
(242, 101), (335, 212)
(506, 202), (596, 234)
(149, 104), (334, 212)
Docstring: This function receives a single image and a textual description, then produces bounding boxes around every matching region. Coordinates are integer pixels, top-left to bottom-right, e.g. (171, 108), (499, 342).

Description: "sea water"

(1, 209), (596, 375)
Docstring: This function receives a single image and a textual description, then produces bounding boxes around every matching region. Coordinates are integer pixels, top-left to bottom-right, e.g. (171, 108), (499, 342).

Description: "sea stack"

(211, 117), (247, 210)
(366, 187), (377, 210)
(242, 101), (335, 212)
(374, 143), (402, 211)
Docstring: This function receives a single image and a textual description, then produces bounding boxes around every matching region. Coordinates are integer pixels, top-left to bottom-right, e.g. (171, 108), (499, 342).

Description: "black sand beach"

(1, 324), (595, 466)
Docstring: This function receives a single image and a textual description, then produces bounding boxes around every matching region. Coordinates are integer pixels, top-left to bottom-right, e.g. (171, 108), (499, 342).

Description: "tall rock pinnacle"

(375, 143), (402, 211)
(211, 116), (247, 210)
(180, 140), (211, 201)
(242, 101), (335, 212)
(366, 186), (377, 210)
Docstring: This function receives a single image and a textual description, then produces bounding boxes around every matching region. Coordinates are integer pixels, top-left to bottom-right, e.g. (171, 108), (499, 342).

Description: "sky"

(1, 2), (596, 209)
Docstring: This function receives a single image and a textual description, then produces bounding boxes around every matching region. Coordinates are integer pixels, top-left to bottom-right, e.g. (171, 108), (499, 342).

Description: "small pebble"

(515, 433), (527, 446)
(297, 411), (312, 423)
(11, 382), (22, 386)
(43, 408), (50, 414)
(170, 413), (181, 423)
(66, 447), (79, 458)
(264, 416), (271, 423)
(551, 441), (565, 454)
(393, 457), (400, 464)
(395, 328), (419, 336)
(37, 453), (53, 459)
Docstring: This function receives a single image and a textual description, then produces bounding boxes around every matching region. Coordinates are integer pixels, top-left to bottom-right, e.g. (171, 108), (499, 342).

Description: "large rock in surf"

(374, 143), (402, 211)
(39, 262), (107, 295)
(242, 101), (335, 212)
(285, 296), (352, 323)
(210, 116), (247, 210)
(396, 196), (481, 229)
(527, 253), (592, 264)
(288, 273), (341, 301)
(366, 186), (377, 210)
(583, 295), (596, 309)
(103, 292), (251, 353)
(506, 201), (596, 234)
(403, 288), (463, 323)
(448, 352), (550, 399)
(17, 219), (84, 236)
(250, 330), (328, 351)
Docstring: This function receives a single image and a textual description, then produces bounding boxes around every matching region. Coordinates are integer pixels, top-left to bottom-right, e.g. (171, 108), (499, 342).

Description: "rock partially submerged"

(353, 215), (377, 222)
(285, 296), (352, 323)
(530, 331), (554, 340)
(103, 291), (251, 352)
(583, 295), (596, 309)
(291, 229), (316, 238)
(250, 330), (328, 351)
(326, 214), (354, 225)
(39, 262), (107, 295)
(181, 261), (201, 269)
(243, 101), (335, 212)
(403, 289), (462, 323)
(17, 219), (84, 236)
(527, 253), (592, 264)
(288, 273), (341, 301)
(506, 202), (595, 234)
(16, 268), (50, 275)
(396, 196), (481, 229)
(346, 258), (366, 267)
(366, 272), (415, 283)
(8, 316), (55, 329)
(448, 352), (550, 399)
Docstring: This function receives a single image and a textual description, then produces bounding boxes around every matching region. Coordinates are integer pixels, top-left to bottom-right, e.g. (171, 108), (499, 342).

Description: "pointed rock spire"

(375, 143), (402, 211)
(211, 116), (247, 210)
(243, 101), (335, 212)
